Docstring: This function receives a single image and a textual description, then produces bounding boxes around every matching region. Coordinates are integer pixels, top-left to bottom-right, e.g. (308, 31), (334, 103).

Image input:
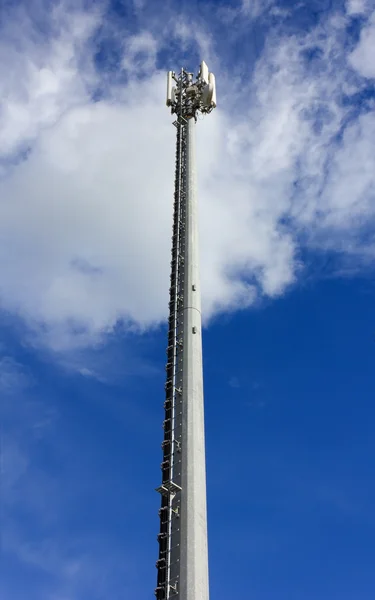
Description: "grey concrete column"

(179, 116), (210, 600)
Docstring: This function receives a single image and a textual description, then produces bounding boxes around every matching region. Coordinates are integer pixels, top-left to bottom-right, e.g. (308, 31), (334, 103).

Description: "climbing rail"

(155, 73), (188, 600)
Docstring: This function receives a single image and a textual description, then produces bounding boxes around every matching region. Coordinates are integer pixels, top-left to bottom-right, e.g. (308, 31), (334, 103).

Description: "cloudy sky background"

(1, 0), (375, 599)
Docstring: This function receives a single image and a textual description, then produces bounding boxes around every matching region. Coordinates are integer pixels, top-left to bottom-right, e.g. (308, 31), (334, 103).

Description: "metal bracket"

(169, 583), (179, 595)
(156, 481), (182, 497)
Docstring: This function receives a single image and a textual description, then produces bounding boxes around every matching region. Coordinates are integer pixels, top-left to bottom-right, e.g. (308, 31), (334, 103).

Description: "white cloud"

(0, 4), (375, 350)
(346, 0), (369, 15)
(122, 31), (158, 74)
(349, 12), (375, 78)
(0, 83), (174, 350)
(0, 3), (100, 160)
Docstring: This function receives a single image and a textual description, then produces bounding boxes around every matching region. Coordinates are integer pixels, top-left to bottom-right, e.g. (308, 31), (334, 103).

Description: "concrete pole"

(179, 116), (210, 600)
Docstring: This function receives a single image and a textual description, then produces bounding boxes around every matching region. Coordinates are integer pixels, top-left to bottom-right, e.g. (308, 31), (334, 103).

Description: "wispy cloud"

(1, 356), (142, 600)
(228, 376), (241, 389)
(0, 356), (34, 394)
(241, 0), (275, 18)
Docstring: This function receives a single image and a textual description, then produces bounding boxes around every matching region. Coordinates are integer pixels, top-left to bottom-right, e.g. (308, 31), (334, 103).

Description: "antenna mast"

(155, 62), (216, 600)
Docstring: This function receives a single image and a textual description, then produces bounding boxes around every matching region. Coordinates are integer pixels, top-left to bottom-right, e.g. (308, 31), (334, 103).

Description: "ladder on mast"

(155, 88), (188, 599)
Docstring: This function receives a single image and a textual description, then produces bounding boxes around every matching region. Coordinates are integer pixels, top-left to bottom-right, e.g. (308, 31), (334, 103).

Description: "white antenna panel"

(166, 71), (174, 106)
(200, 61), (209, 84)
(208, 72), (216, 108)
(201, 83), (213, 107)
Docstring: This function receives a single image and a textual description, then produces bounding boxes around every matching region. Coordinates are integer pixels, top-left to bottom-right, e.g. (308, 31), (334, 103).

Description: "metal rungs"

(159, 513), (180, 526)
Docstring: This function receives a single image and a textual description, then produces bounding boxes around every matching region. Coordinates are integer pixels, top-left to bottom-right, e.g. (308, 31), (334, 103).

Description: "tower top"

(166, 61), (217, 119)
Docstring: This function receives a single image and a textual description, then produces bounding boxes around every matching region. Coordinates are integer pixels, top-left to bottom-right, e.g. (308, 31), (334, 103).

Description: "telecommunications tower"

(155, 62), (217, 600)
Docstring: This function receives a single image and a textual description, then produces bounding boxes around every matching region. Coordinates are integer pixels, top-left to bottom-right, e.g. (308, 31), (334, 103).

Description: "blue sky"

(1, 0), (375, 599)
